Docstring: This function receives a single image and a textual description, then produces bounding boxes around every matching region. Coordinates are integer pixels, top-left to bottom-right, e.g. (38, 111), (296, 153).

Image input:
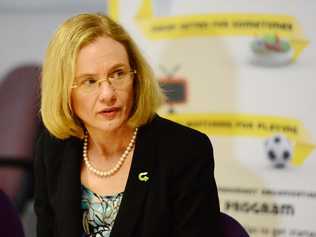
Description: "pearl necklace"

(83, 128), (138, 177)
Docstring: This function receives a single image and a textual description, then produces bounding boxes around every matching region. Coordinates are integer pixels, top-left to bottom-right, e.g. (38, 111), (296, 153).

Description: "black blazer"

(34, 115), (220, 237)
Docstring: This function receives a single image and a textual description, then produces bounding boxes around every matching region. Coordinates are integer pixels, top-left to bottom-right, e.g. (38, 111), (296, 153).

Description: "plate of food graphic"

(250, 34), (293, 66)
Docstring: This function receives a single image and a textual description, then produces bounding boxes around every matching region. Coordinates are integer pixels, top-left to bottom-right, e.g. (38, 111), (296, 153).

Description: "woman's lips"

(98, 107), (120, 119)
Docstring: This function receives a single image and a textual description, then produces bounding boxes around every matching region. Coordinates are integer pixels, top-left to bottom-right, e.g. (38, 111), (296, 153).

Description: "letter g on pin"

(138, 172), (149, 182)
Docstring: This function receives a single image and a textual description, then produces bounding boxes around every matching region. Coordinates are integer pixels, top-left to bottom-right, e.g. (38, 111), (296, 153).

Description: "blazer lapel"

(56, 137), (82, 236)
(110, 120), (158, 237)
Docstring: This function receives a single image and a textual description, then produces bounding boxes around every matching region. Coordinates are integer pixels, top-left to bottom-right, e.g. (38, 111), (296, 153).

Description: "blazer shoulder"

(149, 115), (213, 157)
(35, 128), (80, 166)
(36, 128), (64, 155)
(152, 115), (210, 143)
(150, 115), (215, 176)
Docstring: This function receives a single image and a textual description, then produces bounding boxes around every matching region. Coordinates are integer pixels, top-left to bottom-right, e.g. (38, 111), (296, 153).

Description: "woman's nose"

(98, 79), (116, 103)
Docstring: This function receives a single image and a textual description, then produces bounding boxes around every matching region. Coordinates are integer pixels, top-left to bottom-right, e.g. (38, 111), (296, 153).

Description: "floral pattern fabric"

(81, 185), (123, 237)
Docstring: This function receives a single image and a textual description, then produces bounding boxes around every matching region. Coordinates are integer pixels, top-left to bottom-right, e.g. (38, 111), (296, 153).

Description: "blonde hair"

(41, 13), (165, 139)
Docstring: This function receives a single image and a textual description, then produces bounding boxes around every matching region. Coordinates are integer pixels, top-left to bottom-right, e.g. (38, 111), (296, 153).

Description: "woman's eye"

(110, 69), (125, 79)
(82, 78), (97, 86)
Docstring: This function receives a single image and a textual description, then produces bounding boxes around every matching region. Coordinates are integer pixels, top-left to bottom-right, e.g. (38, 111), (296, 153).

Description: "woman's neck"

(87, 126), (135, 159)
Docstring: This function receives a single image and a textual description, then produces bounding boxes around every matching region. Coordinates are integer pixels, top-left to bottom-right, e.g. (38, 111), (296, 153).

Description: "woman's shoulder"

(150, 115), (210, 143)
(36, 127), (66, 153)
(37, 127), (80, 148)
(148, 115), (214, 173)
(145, 115), (213, 154)
(35, 127), (81, 165)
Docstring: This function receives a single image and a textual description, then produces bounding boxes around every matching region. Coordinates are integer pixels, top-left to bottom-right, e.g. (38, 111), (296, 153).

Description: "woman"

(34, 13), (220, 237)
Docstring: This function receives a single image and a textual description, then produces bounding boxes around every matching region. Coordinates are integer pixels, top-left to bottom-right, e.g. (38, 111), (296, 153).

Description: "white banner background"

(109, 1), (316, 236)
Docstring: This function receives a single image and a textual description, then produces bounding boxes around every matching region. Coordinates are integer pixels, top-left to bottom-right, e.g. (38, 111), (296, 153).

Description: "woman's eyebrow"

(75, 63), (128, 79)
(75, 73), (96, 80)
(108, 63), (128, 71)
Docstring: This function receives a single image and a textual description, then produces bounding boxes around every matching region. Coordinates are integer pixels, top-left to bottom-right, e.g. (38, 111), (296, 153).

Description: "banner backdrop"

(108, 1), (316, 236)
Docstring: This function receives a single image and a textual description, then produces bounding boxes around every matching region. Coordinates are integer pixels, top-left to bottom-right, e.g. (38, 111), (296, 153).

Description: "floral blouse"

(81, 185), (123, 237)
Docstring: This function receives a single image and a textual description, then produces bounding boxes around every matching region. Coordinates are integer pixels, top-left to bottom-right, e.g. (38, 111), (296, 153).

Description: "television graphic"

(158, 65), (188, 113)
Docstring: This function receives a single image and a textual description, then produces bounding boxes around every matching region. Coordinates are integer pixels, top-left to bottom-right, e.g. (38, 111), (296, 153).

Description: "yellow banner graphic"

(131, 0), (309, 61)
(163, 113), (315, 166)
(108, 0), (119, 21)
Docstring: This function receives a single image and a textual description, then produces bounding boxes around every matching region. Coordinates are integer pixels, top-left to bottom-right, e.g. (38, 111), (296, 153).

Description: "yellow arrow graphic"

(163, 113), (315, 166)
(133, 0), (309, 62)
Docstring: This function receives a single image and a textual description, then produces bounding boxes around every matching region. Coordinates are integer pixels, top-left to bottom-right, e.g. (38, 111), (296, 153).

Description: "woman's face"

(71, 36), (134, 135)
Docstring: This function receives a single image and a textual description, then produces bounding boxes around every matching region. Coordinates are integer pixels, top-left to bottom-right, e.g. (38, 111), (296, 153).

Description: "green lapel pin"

(138, 172), (149, 182)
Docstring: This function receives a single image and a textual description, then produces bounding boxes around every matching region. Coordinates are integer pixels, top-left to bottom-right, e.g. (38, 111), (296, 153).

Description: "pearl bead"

(83, 128), (138, 178)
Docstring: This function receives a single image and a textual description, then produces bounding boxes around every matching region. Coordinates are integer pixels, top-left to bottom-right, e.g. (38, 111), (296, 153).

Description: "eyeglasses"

(72, 69), (136, 93)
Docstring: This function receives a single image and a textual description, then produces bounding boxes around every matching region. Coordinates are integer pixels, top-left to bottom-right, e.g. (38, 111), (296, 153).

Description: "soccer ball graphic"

(264, 134), (293, 169)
